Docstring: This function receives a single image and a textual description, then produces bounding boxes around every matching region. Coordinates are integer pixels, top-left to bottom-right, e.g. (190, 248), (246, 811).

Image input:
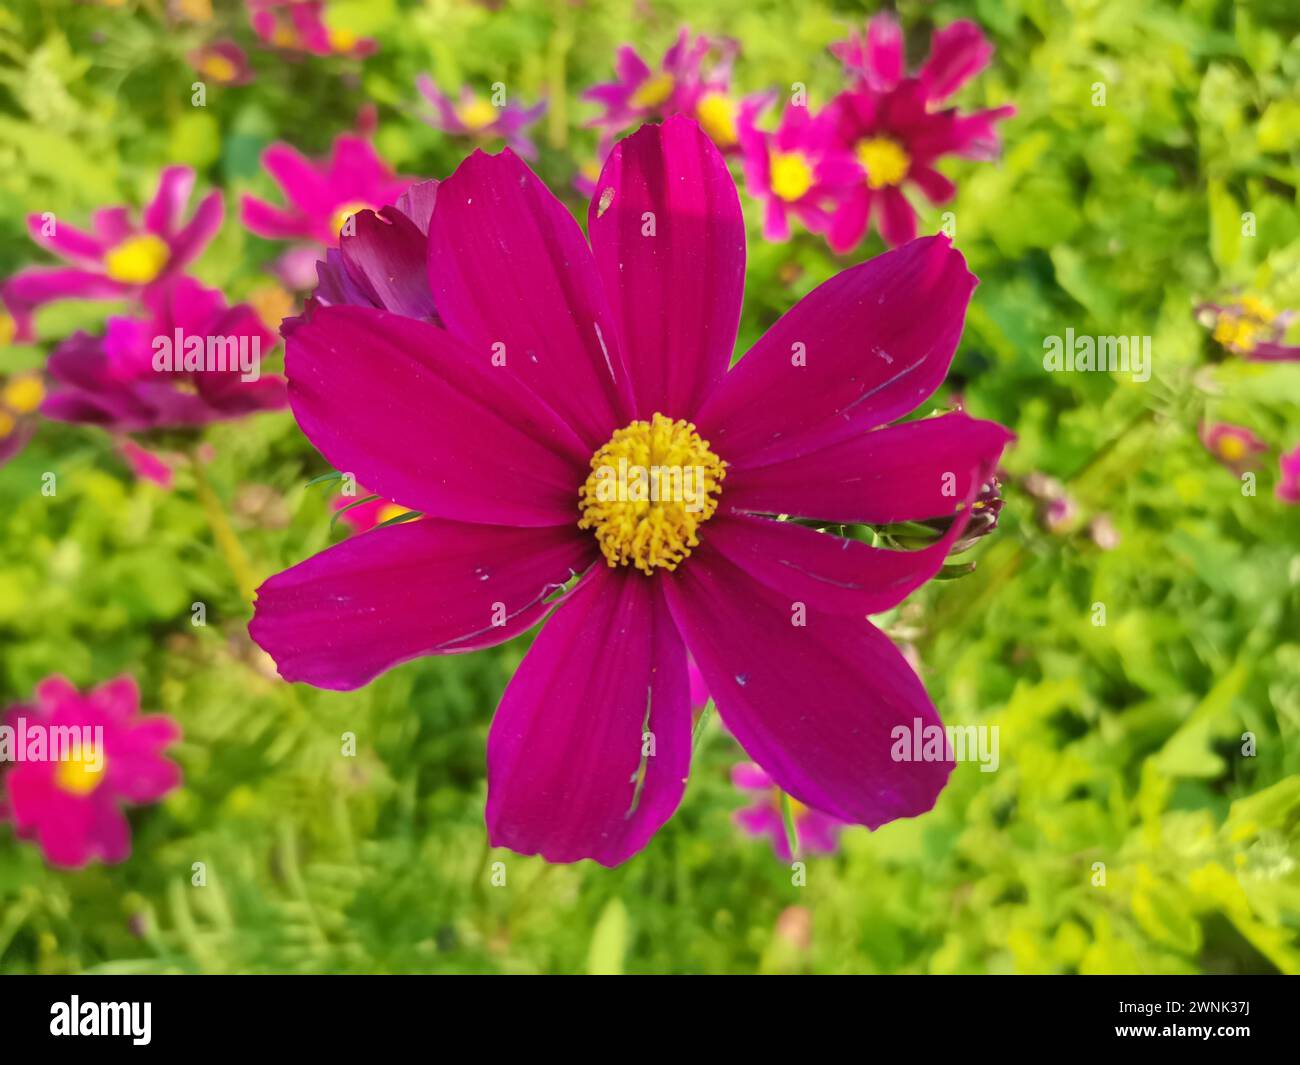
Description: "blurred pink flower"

(188, 39), (254, 85)
(41, 276), (286, 431)
(332, 488), (414, 533)
(2, 166), (223, 341)
(1, 676), (181, 869)
(416, 79), (547, 159)
(1197, 296), (1300, 361)
(1277, 445), (1300, 505)
(1200, 421), (1268, 477)
(732, 762), (843, 861)
(0, 371), (44, 468)
(825, 14), (1014, 250)
(241, 134), (414, 247)
(739, 100), (859, 242)
(583, 30), (738, 140)
(247, 0), (375, 58)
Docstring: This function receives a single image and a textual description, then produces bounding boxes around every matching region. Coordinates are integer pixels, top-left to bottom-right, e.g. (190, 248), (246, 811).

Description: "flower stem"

(189, 449), (257, 604)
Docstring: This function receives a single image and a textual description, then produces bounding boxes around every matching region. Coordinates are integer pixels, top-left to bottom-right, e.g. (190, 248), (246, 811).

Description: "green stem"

(190, 450), (257, 604)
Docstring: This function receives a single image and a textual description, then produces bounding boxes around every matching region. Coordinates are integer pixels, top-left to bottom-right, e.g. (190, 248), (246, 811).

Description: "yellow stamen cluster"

(630, 72), (675, 109)
(578, 413), (726, 575)
(697, 91), (739, 147)
(769, 151), (814, 203)
(103, 234), (170, 284)
(56, 750), (107, 797)
(456, 97), (499, 132)
(200, 53), (239, 83)
(1213, 297), (1277, 354)
(856, 136), (910, 189)
(1217, 434), (1248, 462)
(329, 200), (374, 239)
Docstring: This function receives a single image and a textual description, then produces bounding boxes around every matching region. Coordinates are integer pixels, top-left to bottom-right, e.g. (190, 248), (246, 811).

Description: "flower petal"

(339, 207), (439, 320)
(704, 512), (972, 617)
(665, 544), (952, 828)
(724, 412), (1012, 524)
(486, 564), (690, 865)
(696, 236), (976, 468)
(919, 20), (995, 102)
(143, 165), (196, 237)
(284, 303), (589, 526)
(427, 148), (632, 449)
(251, 519), (595, 690)
(588, 116), (746, 420)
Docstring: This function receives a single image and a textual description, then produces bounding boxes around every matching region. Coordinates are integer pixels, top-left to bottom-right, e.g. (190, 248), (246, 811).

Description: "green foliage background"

(1, 0), (1299, 974)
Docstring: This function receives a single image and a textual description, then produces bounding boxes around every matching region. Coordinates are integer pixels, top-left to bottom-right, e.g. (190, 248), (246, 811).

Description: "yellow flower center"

(271, 23), (298, 48)
(56, 749), (108, 797)
(697, 91), (739, 147)
(199, 53), (238, 83)
(856, 136), (911, 189)
(328, 27), (358, 53)
(103, 234), (170, 284)
(1218, 434), (1247, 461)
(329, 200), (374, 238)
(769, 151), (814, 202)
(630, 72), (675, 109)
(578, 413), (726, 574)
(0, 410), (15, 438)
(457, 97), (499, 132)
(2, 373), (44, 414)
(1238, 296), (1276, 323)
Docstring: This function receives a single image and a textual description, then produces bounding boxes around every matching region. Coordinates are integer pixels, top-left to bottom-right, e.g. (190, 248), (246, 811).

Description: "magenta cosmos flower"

(241, 134), (414, 247)
(41, 276), (286, 431)
(249, 117), (1011, 866)
(1277, 445), (1300, 504)
(1198, 296), (1300, 362)
(416, 78), (547, 160)
(825, 14), (1014, 251)
(740, 101), (861, 242)
(0, 676), (181, 869)
(247, 0), (375, 58)
(732, 762), (843, 861)
(1200, 422), (1268, 477)
(2, 166), (223, 342)
(333, 487), (414, 533)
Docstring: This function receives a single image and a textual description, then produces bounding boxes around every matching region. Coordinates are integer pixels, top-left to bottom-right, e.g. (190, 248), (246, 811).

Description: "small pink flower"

(1277, 444), (1300, 504)
(825, 14), (1014, 251)
(1200, 421), (1268, 477)
(1, 166), (223, 341)
(416, 80), (547, 159)
(247, 0), (375, 58)
(241, 134), (414, 247)
(583, 30), (737, 139)
(732, 762), (843, 861)
(1, 676), (181, 869)
(739, 101), (860, 242)
(188, 39), (254, 86)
